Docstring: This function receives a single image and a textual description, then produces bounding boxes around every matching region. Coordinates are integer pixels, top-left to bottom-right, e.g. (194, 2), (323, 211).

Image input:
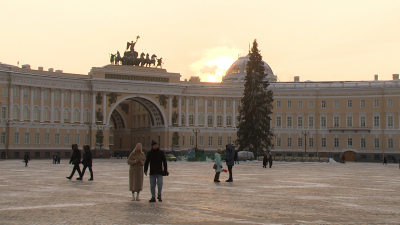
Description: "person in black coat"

(268, 153), (273, 168)
(234, 151), (239, 164)
(66, 144), (82, 180)
(383, 156), (387, 165)
(24, 152), (30, 167)
(78, 145), (93, 181)
(263, 155), (268, 168)
(144, 140), (168, 203)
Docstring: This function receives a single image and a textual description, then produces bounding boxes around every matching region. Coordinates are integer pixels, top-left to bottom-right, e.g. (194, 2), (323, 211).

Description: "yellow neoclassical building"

(0, 55), (399, 162)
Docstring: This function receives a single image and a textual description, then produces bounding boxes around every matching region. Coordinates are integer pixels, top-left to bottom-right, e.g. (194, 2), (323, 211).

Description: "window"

(226, 114), (232, 126)
(207, 114), (213, 126)
(84, 134), (90, 145)
(13, 87), (19, 98)
(298, 100), (303, 108)
(198, 113), (204, 125)
(63, 108), (69, 122)
(84, 109), (90, 122)
(64, 91), (70, 101)
(374, 116), (380, 127)
(54, 91), (60, 101)
(217, 99), (222, 108)
(387, 99), (393, 107)
(14, 133), (19, 144)
(218, 136), (222, 146)
(189, 136), (195, 146)
(74, 92), (80, 102)
(23, 106), (29, 120)
(199, 136), (204, 146)
(33, 89), (39, 99)
(333, 100), (339, 108)
(2, 86), (8, 97)
(1, 132), (6, 144)
(298, 138), (303, 147)
(34, 133), (40, 144)
(236, 114), (240, 126)
(308, 100), (314, 108)
(65, 134), (70, 145)
(387, 115), (394, 127)
(74, 109), (79, 122)
(373, 99), (379, 108)
(208, 99), (213, 107)
(84, 93), (90, 102)
(347, 138), (352, 147)
(208, 136), (213, 146)
(13, 105), (18, 119)
(227, 99), (231, 107)
(55, 134), (60, 145)
(334, 116), (339, 127)
(287, 137), (292, 147)
(360, 116), (366, 127)
(276, 100), (281, 108)
(45, 133), (50, 144)
(32, 106), (39, 121)
(347, 100), (352, 108)
(321, 116), (326, 128)
(321, 137), (326, 148)
(287, 116), (292, 127)
(287, 100), (292, 108)
(23, 88), (29, 98)
(189, 113), (194, 125)
(236, 99), (240, 108)
(321, 100), (326, 108)
(182, 136), (185, 146)
(374, 138), (380, 148)
(360, 99), (365, 108)
(44, 90), (49, 100)
(75, 134), (80, 144)
(42, 107), (49, 121)
(1, 106), (7, 119)
(217, 114), (222, 126)
(308, 116), (314, 127)
(199, 98), (204, 107)
(181, 113), (185, 125)
(334, 138), (339, 148)
(189, 98), (194, 107)
(227, 136), (232, 144)
(276, 137), (281, 147)
(297, 116), (303, 127)
(54, 108), (60, 121)
(388, 138), (393, 149)
(309, 138), (314, 148)
(347, 116), (352, 127)
(361, 138), (366, 148)
(276, 116), (282, 127)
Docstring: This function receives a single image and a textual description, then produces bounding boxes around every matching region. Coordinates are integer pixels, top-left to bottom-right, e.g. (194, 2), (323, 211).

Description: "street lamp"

(192, 128), (200, 151)
(96, 124), (106, 158)
(302, 131), (309, 157)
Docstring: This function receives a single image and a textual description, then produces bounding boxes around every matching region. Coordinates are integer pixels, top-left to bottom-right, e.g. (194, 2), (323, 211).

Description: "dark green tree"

(236, 40), (274, 157)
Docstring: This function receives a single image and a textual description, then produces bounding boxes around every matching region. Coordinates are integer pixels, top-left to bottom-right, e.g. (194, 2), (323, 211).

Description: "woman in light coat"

(214, 149), (223, 182)
(127, 143), (146, 201)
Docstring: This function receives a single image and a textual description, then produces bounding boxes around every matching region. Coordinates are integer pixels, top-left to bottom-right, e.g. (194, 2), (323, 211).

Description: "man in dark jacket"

(234, 151), (239, 164)
(144, 140), (168, 202)
(66, 144), (82, 180)
(78, 145), (93, 181)
(225, 144), (234, 182)
(268, 152), (273, 168)
(24, 152), (30, 167)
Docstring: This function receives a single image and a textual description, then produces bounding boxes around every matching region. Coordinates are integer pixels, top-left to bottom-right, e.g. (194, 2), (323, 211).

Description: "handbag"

(213, 164), (217, 169)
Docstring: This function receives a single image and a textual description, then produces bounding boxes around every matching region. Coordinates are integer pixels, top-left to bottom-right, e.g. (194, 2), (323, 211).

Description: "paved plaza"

(0, 159), (400, 224)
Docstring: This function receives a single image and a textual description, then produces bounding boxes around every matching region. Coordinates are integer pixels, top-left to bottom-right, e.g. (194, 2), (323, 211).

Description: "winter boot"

(157, 195), (162, 202)
(149, 197), (156, 202)
(131, 192), (136, 201)
(136, 192), (140, 201)
(66, 177), (72, 180)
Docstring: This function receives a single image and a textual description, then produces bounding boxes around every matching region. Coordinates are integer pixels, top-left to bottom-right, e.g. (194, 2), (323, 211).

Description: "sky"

(1, 0), (399, 82)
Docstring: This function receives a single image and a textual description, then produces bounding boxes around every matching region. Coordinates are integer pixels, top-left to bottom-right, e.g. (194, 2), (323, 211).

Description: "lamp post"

(96, 124), (106, 158)
(192, 128), (200, 151)
(302, 131), (309, 157)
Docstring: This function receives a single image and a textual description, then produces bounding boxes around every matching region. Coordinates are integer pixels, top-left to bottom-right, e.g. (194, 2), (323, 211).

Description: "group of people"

(66, 144), (93, 181)
(262, 153), (273, 168)
(214, 144), (235, 182)
(53, 153), (61, 164)
(127, 140), (168, 202)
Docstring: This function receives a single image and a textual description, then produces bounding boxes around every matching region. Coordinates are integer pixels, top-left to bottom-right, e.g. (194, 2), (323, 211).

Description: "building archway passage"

(344, 151), (356, 162)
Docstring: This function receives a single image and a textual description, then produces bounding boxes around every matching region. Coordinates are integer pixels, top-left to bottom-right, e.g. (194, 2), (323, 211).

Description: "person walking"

(263, 154), (268, 168)
(383, 156), (387, 165)
(66, 144), (82, 180)
(268, 153), (273, 168)
(214, 149), (223, 182)
(234, 150), (239, 164)
(127, 143), (146, 201)
(53, 153), (58, 164)
(144, 140), (168, 203)
(23, 152), (30, 167)
(78, 145), (93, 181)
(225, 144), (234, 182)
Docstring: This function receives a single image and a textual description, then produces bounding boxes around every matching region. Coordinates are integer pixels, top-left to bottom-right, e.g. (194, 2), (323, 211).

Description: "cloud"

(200, 65), (218, 74)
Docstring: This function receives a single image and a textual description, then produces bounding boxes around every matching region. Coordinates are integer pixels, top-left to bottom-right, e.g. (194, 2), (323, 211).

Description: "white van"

(237, 151), (254, 161)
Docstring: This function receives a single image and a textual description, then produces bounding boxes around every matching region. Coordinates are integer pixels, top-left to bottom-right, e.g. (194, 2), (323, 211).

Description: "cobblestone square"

(1, 159), (400, 224)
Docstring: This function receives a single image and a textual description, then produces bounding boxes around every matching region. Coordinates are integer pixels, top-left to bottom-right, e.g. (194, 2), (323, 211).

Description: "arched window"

(54, 108), (60, 121)
(189, 113), (194, 125)
(23, 106), (29, 120)
(63, 108), (69, 122)
(44, 107), (50, 121)
(181, 113), (185, 125)
(217, 114), (222, 126)
(33, 106), (39, 121)
(207, 113), (213, 126)
(226, 114), (232, 126)
(236, 114), (240, 126)
(73, 109), (79, 122)
(198, 113), (204, 125)
(13, 105), (18, 120)
(84, 109), (90, 122)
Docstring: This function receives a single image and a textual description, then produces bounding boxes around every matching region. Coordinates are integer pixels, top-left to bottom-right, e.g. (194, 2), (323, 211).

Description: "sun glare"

(201, 56), (235, 82)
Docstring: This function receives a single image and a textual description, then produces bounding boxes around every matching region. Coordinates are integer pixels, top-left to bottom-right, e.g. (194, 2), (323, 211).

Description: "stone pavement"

(0, 159), (400, 224)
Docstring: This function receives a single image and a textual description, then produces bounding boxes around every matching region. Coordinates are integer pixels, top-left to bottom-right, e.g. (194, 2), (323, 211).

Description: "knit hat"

(217, 149), (221, 153)
(151, 140), (158, 147)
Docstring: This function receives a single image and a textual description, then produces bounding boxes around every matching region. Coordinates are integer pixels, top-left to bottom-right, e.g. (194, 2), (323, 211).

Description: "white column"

(232, 98), (236, 127)
(40, 88), (44, 123)
(91, 91), (96, 124)
(168, 95), (172, 126)
(70, 91), (74, 123)
(102, 92), (107, 125)
(185, 96), (189, 126)
(8, 85), (13, 120)
(213, 97), (217, 127)
(223, 97), (226, 127)
(195, 97), (199, 126)
(50, 89), (54, 123)
(80, 91), (84, 124)
(204, 98), (207, 127)
(60, 89), (64, 124)
(19, 86), (23, 122)
(30, 87), (34, 123)
(178, 96), (182, 126)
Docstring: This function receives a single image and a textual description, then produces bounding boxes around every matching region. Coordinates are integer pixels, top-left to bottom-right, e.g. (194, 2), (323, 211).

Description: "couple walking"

(128, 140), (168, 202)
(66, 144), (93, 181)
(214, 144), (234, 182)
